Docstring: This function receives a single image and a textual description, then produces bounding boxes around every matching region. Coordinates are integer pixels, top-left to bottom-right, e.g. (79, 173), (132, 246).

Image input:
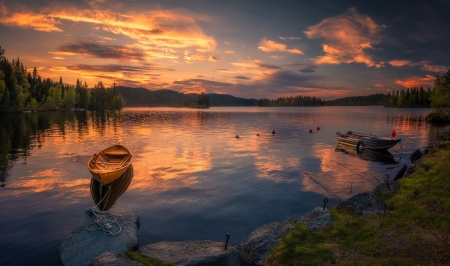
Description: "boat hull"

(336, 132), (401, 150)
(335, 142), (397, 164)
(87, 144), (132, 185)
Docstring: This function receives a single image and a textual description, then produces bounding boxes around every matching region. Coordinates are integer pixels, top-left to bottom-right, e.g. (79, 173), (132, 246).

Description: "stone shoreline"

(60, 147), (429, 266)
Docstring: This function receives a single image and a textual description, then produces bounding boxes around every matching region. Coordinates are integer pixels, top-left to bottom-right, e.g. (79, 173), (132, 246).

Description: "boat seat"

(103, 150), (129, 156)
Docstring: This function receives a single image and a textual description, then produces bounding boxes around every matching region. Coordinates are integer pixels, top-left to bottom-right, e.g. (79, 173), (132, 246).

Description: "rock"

(88, 252), (144, 266)
(374, 179), (399, 194)
(236, 219), (295, 266)
(335, 192), (387, 215)
(139, 240), (251, 266)
(60, 211), (140, 266)
(404, 166), (416, 177)
(297, 207), (334, 230)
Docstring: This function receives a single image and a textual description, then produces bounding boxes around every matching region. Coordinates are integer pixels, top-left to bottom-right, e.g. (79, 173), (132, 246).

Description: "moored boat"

(335, 142), (397, 165)
(336, 131), (401, 150)
(87, 144), (132, 185)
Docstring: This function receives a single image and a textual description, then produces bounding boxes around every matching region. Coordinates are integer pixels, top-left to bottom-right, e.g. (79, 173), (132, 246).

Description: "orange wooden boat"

(87, 144), (132, 185)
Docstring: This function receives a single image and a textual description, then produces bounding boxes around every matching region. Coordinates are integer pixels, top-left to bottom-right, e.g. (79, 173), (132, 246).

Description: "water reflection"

(335, 142), (397, 165)
(90, 165), (134, 211)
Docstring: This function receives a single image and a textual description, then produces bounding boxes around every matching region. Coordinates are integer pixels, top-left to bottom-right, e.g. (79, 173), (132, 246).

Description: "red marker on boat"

(391, 129), (396, 138)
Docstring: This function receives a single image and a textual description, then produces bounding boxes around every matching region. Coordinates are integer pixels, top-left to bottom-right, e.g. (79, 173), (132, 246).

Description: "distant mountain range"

(116, 86), (258, 107)
(116, 86), (431, 107)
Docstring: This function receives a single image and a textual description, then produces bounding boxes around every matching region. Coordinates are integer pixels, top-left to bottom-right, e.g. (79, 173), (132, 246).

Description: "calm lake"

(0, 106), (441, 265)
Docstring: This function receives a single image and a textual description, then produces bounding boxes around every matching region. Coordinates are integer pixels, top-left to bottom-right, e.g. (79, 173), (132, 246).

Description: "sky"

(1, 0), (449, 100)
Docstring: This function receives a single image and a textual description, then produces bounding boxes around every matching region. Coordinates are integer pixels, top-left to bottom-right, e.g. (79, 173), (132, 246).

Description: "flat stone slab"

(236, 219), (295, 266)
(139, 240), (251, 266)
(88, 252), (144, 266)
(374, 179), (399, 194)
(60, 211), (140, 266)
(336, 192), (387, 215)
(297, 207), (334, 230)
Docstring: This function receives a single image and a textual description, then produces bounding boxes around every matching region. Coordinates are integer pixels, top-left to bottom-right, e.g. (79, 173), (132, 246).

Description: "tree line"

(258, 95), (325, 107)
(325, 88), (434, 107)
(0, 46), (124, 113)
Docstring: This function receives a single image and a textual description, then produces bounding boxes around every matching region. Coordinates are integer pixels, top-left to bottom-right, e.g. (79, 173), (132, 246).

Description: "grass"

(125, 251), (175, 266)
(267, 141), (450, 266)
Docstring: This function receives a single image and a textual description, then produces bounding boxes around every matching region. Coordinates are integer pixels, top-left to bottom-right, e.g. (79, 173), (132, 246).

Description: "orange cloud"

(278, 36), (301, 41)
(1, 6), (216, 51)
(208, 56), (219, 62)
(304, 8), (384, 67)
(389, 60), (410, 67)
(0, 7), (62, 32)
(49, 8), (216, 50)
(421, 64), (448, 73)
(258, 38), (303, 54)
(231, 59), (281, 69)
(395, 75), (434, 88)
(184, 50), (205, 64)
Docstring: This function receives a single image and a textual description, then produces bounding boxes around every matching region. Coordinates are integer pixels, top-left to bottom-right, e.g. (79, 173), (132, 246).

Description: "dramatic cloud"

(54, 9), (216, 50)
(395, 75), (434, 88)
(258, 38), (303, 54)
(231, 59), (281, 69)
(299, 67), (316, 73)
(0, 7), (62, 32)
(304, 8), (384, 67)
(54, 42), (146, 60)
(173, 79), (233, 87)
(389, 60), (448, 73)
(0, 6), (216, 51)
(184, 51), (205, 64)
(421, 64), (448, 73)
(234, 76), (250, 80)
(261, 70), (314, 86)
(389, 60), (410, 67)
(208, 56), (219, 62)
(278, 36), (301, 41)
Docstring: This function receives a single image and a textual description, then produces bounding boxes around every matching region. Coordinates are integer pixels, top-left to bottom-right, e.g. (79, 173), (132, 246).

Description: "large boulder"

(88, 252), (144, 266)
(139, 240), (251, 266)
(297, 207), (334, 230)
(335, 192), (387, 215)
(374, 179), (399, 194)
(236, 219), (295, 266)
(60, 211), (140, 266)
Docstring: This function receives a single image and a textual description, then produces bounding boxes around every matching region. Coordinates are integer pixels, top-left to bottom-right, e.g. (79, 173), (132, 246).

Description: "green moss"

(269, 141), (450, 265)
(125, 251), (174, 266)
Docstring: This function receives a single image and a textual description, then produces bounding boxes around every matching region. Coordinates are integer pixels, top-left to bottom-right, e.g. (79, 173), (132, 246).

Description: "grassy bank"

(267, 141), (450, 266)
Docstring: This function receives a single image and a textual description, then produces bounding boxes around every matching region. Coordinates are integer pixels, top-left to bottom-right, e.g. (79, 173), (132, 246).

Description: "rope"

(85, 185), (122, 236)
(303, 172), (342, 202)
(85, 211), (122, 236)
(337, 163), (381, 183)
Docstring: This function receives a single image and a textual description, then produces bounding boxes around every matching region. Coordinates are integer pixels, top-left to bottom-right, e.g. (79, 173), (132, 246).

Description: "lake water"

(0, 106), (441, 265)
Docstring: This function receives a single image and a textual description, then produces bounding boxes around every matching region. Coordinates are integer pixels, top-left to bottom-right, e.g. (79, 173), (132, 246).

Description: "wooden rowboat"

(87, 144), (132, 185)
(336, 131), (401, 150)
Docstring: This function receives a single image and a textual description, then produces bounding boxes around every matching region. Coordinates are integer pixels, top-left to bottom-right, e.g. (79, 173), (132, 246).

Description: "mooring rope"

(337, 163), (381, 183)
(303, 172), (342, 202)
(85, 185), (122, 236)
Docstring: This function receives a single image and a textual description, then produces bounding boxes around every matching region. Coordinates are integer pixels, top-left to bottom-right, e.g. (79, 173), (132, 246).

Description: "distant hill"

(115, 86), (258, 107)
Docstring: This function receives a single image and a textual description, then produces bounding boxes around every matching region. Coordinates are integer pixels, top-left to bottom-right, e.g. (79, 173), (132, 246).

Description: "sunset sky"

(1, 0), (449, 99)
